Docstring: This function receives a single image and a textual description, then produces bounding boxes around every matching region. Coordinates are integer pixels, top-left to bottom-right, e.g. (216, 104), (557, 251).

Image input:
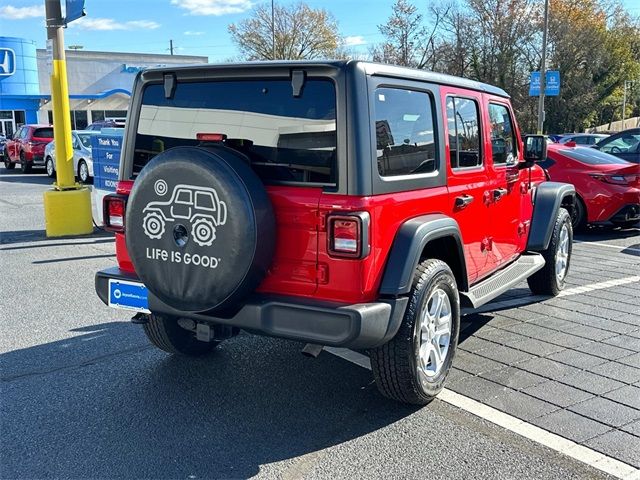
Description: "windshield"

(560, 147), (630, 165)
(77, 133), (93, 149)
(134, 79), (337, 186)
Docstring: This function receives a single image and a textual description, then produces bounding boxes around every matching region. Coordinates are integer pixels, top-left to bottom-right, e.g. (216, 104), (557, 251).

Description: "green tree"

(228, 2), (342, 60)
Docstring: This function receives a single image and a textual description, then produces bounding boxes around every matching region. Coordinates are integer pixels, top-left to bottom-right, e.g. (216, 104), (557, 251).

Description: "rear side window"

(134, 79), (337, 186)
(374, 87), (437, 177)
(446, 97), (481, 169)
(560, 147), (630, 165)
(489, 103), (517, 165)
(33, 128), (54, 138)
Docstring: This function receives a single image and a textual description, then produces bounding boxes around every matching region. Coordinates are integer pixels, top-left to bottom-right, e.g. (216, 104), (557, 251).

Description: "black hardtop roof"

(143, 60), (510, 99)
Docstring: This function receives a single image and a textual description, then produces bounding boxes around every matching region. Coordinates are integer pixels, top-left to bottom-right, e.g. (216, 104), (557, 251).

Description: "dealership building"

(0, 36), (207, 137)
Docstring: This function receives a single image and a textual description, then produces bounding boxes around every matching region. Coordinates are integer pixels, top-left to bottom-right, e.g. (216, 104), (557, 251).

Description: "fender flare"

(379, 214), (468, 296)
(527, 181), (575, 251)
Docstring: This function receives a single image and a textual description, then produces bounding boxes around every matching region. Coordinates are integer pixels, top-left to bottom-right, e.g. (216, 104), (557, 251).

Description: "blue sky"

(0, 0), (638, 61)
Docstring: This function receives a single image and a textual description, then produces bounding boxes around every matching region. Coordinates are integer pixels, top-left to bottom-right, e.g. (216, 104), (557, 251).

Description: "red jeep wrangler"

(96, 61), (575, 405)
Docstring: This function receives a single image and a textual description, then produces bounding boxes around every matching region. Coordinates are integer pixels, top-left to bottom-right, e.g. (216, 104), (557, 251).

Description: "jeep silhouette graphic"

(142, 184), (227, 247)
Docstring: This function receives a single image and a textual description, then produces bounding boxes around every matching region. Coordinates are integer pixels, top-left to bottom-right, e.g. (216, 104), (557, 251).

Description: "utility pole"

(622, 80), (634, 131)
(271, 0), (275, 60)
(537, 0), (550, 134)
(169, 39), (174, 55)
(43, 0), (93, 237)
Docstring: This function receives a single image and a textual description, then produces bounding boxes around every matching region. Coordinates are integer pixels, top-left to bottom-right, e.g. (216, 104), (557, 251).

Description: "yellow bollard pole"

(42, 0), (93, 237)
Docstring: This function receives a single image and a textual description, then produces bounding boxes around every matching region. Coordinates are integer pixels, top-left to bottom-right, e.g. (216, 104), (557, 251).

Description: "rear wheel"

(78, 160), (90, 183)
(570, 196), (587, 231)
(20, 152), (31, 173)
(370, 259), (460, 405)
(528, 207), (573, 296)
(143, 314), (218, 356)
(46, 157), (56, 178)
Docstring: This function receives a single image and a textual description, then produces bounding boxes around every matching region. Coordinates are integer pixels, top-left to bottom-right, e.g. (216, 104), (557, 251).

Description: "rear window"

(560, 147), (630, 165)
(33, 128), (54, 138)
(133, 79), (337, 186)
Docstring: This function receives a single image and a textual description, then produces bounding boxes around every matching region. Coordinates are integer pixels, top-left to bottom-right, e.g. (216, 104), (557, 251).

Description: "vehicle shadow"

(0, 170), (51, 185)
(0, 322), (416, 479)
(575, 224), (640, 241)
(0, 229), (112, 245)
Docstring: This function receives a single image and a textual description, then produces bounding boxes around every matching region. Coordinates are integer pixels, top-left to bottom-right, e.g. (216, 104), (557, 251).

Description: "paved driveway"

(0, 169), (638, 479)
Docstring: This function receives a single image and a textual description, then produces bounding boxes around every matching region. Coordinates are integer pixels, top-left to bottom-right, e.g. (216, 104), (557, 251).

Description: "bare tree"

(372, 0), (447, 69)
(228, 2), (342, 60)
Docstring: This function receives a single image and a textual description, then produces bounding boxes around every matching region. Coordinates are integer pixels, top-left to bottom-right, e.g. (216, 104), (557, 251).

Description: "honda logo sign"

(0, 48), (16, 77)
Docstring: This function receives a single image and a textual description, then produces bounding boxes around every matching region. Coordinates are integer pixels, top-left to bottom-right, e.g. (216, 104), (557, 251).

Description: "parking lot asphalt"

(1, 169), (638, 479)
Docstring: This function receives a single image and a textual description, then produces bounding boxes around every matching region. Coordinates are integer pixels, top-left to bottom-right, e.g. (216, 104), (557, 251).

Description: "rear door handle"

(493, 188), (508, 200)
(455, 194), (474, 209)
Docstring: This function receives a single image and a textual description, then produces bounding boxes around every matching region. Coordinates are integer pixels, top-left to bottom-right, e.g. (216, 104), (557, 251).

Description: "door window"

(446, 97), (481, 169)
(489, 104), (517, 165)
(374, 87), (438, 177)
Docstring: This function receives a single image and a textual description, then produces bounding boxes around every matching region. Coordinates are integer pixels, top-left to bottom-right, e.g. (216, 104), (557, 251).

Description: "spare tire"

(125, 146), (275, 313)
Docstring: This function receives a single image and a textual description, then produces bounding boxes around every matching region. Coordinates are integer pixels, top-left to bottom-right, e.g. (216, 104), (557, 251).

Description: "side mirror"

(523, 135), (547, 162)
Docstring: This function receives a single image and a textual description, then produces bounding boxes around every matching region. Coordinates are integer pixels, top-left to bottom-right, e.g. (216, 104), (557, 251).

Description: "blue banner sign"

(545, 70), (560, 96)
(65, 0), (86, 24)
(530, 71), (561, 96)
(91, 131), (123, 192)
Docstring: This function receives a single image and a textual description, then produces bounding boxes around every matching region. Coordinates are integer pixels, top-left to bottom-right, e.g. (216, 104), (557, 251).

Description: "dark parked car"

(593, 128), (640, 163)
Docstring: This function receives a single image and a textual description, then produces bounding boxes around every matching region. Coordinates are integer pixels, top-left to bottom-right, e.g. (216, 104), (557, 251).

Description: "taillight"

(197, 133), (227, 142)
(590, 173), (636, 186)
(327, 212), (370, 259)
(103, 194), (127, 232)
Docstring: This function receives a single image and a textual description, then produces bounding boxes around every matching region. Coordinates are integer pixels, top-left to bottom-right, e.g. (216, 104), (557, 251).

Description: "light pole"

(622, 80), (634, 131)
(271, 0), (275, 60)
(537, 0), (550, 134)
(42, 0), (93, 237)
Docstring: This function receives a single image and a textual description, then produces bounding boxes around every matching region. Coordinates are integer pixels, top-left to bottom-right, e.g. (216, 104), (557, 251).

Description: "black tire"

(78, 160), (91, 183)
(20, 152), (31, 173)
(4, 157), (15, 170)
(571, 196), (587, 231)
(142, 314), (217, 356)
(370, 259), (460, 405)
(45, 156), (56, 178)
(527, 207), (573, 296)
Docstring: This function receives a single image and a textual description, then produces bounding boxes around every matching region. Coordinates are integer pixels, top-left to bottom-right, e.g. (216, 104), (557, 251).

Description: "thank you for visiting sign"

(529, 71), (561, 96)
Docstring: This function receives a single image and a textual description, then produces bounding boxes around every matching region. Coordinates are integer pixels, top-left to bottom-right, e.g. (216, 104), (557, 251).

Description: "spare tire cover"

(125, 146), (275, 313)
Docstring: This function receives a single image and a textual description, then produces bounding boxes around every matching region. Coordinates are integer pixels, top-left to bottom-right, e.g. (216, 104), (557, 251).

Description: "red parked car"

(542, 143), (640, 229)
(3, 124), (54, 173)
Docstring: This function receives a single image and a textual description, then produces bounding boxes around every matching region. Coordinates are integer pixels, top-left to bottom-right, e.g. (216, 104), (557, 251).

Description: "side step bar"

(460, 253), (545, 309)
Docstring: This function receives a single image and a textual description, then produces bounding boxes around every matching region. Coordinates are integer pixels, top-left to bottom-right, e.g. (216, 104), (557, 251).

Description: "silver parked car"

(44, 130), (96, 183)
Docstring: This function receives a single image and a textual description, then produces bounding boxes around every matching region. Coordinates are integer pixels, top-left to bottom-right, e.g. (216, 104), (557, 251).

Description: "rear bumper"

(609, 204), (640, 224)
(95, 267), (407, 349)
